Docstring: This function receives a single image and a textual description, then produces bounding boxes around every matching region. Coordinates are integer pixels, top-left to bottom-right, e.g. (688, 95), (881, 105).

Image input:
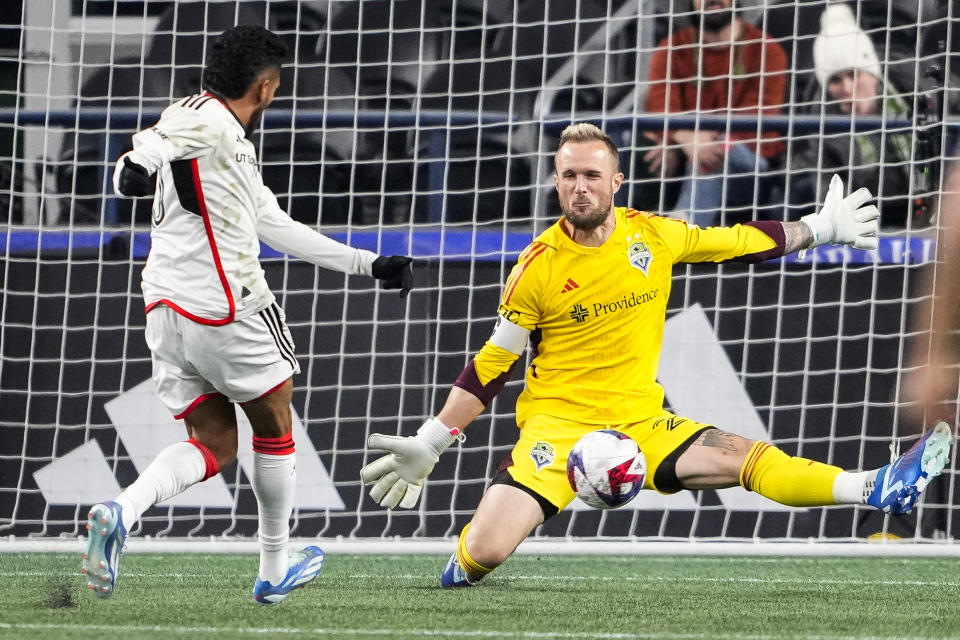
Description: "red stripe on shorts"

(174, 392), (222, 420)
(241, 379), (290, 404)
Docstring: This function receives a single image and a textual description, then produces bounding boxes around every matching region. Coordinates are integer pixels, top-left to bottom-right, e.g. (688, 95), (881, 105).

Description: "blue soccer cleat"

(866, 421), (953, 514)
(440, 553), (475, 588)
(81, 501), (127, 598)
(252, 545), (325, 605)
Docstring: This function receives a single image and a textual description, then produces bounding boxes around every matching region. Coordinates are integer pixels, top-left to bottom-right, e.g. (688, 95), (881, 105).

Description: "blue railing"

(0, 228), (937, 265)
(0, 108), (929, 134)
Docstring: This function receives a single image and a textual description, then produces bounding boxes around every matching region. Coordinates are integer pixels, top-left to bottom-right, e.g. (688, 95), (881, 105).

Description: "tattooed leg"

(672, 428), (848, 507)
(673, 428), (755, 490)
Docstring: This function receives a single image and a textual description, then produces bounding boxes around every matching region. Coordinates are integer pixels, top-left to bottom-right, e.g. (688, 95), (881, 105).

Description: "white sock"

(831, 469), (877, 504)
(251, 449), (296, 584)
(113, 440), (214, 532)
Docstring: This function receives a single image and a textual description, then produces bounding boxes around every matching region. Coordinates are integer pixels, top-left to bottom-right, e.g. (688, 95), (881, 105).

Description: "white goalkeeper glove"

(801, 174), (880, 252)
(359, 418), (461, 509)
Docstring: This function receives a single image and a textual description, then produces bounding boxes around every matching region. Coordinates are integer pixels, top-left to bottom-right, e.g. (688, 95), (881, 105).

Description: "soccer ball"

(566, 429), (646, 510)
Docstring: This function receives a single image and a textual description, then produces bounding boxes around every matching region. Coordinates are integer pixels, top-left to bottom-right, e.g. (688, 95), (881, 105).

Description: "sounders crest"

(627, 235), (653, 275)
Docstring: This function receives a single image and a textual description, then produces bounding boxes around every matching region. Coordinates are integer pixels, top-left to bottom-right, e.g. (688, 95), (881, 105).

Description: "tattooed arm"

(782, 220), (814, 255)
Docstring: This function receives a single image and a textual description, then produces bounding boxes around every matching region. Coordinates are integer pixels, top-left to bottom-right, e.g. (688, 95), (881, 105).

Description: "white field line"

(0, 623), (940, 640)
(6, 570), (960, 588)
(5, 539), (960, 557)
(347, 573), (960, 588)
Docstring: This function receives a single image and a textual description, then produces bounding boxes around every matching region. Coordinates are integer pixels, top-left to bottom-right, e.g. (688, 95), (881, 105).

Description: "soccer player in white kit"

(81, 26), (414, 605)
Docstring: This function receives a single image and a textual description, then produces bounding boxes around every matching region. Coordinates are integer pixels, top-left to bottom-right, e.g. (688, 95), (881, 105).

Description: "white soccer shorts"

(145, 302), (301, 418)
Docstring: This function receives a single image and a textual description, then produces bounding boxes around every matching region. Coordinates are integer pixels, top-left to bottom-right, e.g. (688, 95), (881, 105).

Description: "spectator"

(788, 3), (937, 229)
(643, 0), (788, 226)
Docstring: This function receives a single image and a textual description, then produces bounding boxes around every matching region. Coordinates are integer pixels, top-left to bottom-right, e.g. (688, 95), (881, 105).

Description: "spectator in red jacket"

(644, 0), (788, 226)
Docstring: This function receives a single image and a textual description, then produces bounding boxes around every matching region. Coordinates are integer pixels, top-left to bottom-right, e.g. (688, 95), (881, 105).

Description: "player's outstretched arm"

(795, 173), (880, 253)
(361, 296), (529, 508)
(257, 191), (414, 295)
(668, 174), (877, 264)
(361, 387), (484, 509)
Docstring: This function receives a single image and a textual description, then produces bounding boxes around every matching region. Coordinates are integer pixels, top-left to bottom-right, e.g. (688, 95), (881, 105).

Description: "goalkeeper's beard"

(562, 198), (613, 232)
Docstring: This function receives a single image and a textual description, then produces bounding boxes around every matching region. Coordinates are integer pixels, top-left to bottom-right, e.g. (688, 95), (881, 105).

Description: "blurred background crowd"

(1, 0), (956, 232)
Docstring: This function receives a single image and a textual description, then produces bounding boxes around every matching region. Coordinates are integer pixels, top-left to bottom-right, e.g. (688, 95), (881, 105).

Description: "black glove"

(371, 255), (414, 298)
(117, 156), (153, 197)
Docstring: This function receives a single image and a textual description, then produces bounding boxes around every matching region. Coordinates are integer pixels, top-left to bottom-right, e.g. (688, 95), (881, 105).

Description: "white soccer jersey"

(114, 92), (377, 324)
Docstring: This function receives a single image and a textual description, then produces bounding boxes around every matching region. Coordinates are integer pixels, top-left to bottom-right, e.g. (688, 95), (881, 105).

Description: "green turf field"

(1, 552), (959, 639)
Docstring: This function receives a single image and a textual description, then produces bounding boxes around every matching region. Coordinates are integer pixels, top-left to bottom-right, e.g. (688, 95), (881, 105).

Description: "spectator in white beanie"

(812, 3), (882, 115)
(788, 3), (938, 229)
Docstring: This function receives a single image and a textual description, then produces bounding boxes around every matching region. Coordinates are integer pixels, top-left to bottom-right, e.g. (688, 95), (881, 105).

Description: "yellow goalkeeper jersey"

(475, 207), (780, 426)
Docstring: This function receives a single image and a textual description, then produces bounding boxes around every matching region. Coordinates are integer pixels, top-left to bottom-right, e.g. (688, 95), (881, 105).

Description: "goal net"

(1, 0), (957, 548)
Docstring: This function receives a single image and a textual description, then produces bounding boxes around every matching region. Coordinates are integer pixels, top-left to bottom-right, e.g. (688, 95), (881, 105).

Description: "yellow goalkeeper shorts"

(502, 411), (712, 512)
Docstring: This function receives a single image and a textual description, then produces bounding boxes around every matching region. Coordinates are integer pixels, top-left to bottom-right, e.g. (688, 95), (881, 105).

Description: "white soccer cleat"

(440, 553), (476, 588)
(865, 422), (953, 514)
(252, 545), (325, 605)
(81, 501), (127, 598)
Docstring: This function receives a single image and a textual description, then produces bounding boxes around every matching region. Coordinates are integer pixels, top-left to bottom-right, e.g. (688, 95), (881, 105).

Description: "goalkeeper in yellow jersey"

(360, 123), (953, 587)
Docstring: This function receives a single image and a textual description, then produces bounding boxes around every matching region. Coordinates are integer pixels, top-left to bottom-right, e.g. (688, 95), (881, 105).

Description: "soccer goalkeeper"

(81, 26), (414, 604)
(361, 122), (953, 588)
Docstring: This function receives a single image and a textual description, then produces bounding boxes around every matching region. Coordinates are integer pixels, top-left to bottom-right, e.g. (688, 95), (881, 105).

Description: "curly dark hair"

(201, 26), (288, 99)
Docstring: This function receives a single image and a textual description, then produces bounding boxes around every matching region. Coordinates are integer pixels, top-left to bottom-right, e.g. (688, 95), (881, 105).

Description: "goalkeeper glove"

(359, 418), (461, 509)
(372, 255), (414, 298)
(116, 156), (154, 198)
(801, 174), (880, 251)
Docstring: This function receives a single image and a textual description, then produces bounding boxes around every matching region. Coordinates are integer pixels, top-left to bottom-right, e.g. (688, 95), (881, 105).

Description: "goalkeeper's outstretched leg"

(691, 422), (952, 513)
(439, 421), (953, 587)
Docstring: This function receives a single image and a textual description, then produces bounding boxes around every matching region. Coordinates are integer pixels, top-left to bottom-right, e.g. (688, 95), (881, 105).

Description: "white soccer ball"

(566, 429), (646, 510)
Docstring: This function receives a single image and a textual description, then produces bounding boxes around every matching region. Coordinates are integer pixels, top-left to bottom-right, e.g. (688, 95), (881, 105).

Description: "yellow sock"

(739, 442), (842, 507)
(456, 523), (494, 583)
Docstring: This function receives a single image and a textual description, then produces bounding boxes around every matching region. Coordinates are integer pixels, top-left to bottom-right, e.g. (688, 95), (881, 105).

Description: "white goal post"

(1, 0), (958, 553)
